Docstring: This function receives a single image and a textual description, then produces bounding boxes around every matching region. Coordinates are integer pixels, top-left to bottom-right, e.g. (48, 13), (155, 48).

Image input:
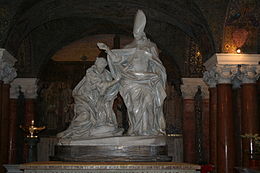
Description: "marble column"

(0, 48), (17, 173)
(232, 77), (242, 168)
(203, 53), (260, 173)
(217, 84), (235, 173)
(182, 98), (196, 163)
(8, 99), (17, 164)
(10, 78), (38, 125)
(1, 84), (11, 165)
(215, 65), (236, 173)
(203, 70), (217, 168)
(204, 65), (236, 173)
(181, 78), (209, 164)
(239, 65), (260, 167)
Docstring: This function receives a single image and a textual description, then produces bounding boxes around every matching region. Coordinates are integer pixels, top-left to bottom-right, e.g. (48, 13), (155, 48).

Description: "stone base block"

(20, 161), (201, 173)
(53, 136), (172, 162)
(51, 145), (172, 162)
(57, 136), (166, 146)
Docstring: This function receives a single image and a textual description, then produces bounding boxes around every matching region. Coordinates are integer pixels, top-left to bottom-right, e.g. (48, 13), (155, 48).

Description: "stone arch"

(4, 0), (215, 79)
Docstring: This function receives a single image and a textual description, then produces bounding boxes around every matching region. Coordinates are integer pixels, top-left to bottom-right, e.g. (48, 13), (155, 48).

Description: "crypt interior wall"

(0, 0), (260, 172)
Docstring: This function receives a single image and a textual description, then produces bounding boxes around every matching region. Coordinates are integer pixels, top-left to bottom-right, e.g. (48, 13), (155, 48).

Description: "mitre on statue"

(133, 10), (146, 36)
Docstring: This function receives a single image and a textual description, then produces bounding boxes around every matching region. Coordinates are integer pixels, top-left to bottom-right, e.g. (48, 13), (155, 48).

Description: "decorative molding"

(215, 65), (237, 84)
(19, 162), (200, 172)
(203, 68), (217, 88)
(231, 75), (242, 89)
(0, 48), (17, 84)
(238, 65), (260, 84)
(204, 53), (260, 71)
(181, 78), (209, 99)
(203, 53), (260, 86)
(10, 78), (38, 99)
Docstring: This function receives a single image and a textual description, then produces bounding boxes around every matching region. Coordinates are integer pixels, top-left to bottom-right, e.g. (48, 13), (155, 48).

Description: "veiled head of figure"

(133, 10), (146, 41)
(95, 57), (107, 73)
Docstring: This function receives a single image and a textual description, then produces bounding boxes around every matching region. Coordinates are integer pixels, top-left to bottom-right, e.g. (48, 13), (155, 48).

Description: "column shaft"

(8, 99), (17, 163)
(217, 84), (235, 173)
(241, 83), (259, 167)
(0, 84), (10, 172)
(183, 99), (196, 163)
(202, 99), (210, 163)
(209, 87), (217, 166)
(232, 88), (242, 167)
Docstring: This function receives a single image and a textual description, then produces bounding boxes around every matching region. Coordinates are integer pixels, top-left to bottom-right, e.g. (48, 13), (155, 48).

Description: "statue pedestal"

(52, 136), (172, 162)
(20, 161), (200, 173)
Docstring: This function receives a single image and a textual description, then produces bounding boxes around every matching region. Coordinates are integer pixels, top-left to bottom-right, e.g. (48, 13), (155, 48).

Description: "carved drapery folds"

(0, 48), (17, 84)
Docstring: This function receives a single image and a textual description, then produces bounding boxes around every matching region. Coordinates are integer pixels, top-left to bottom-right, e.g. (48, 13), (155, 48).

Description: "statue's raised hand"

(97, 42), (119, 62)
(97, 42), (109, 51)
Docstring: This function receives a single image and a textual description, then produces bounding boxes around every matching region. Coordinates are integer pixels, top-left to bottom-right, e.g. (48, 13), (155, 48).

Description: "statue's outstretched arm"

(97, 42), (121, 62)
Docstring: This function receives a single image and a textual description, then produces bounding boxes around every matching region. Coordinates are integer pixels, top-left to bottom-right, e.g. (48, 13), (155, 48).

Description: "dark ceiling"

(0, 0), (234, 82)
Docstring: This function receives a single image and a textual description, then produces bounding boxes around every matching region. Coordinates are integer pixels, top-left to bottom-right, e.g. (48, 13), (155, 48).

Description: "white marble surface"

(57, 58), (122, 139)
(204, 53), (260, 71)
(97, 10), (167, 136)
(0, 48), (17, 84)
(58, 135), (166, 146)
(203, 53), (260, 86)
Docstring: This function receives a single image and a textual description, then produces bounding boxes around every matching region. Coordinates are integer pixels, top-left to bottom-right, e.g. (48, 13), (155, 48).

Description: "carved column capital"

(204, 65), (239, 86)
(0, 48), (17, 84)
(181, 78), (209, 99)
(203, 68), (217, 88)
(237, 65), (260, 84)
(10, 78), (38, 99)
(203, 65), (260, 88)
(204, 53), (260, 87)
(215, 65), (237, 84)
